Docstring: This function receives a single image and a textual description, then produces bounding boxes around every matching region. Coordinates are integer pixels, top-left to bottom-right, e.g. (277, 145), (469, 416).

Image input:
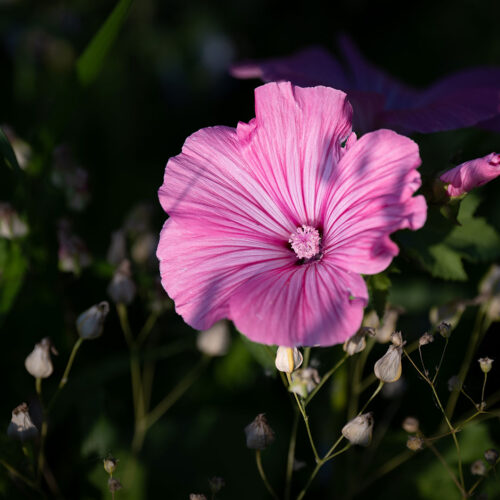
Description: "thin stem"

(285, 411), (299, 500)
(304, 353), (348, 407)
(419, 345), (429, 377)
(136, 311), (159, 347)
(255, 450), (280, 500)
(117, 303), (134, 348)
(324, 443), (351, 463)
(481, 372), (488, 404)
(431, 337), (448, 385)
(0, 459), (39, 491)
(460, 388), (478, 410)
(59, 337), (84, 389)
(303, 347), (311, 369)
(358, 380), (384, 415)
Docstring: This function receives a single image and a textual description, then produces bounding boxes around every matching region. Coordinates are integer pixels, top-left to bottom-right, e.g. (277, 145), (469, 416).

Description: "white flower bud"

(76, 301), (110, 340)
(107, 259), (136, 305)
(484, 448), (499, 465)
(0, 203), (28, 239)
(275, 346), (303, 373)
(419, 332), (434, 346)
(406, 435), (424, 451)
(478, 357), (493, 374)
(341, 413), (374, 447)
(343, 330), (367, 356)
(244, 413), (275, 450)
(103, 456), (118, 475)
(374, 345), (403, 383)
(289, 368), (320, 398)
(470, 459), (487, 476)
(25, 337), (55, 378)
(196, 321), (231, 356)
(7, 403), (38, 441)
(402, 416), (419, 434)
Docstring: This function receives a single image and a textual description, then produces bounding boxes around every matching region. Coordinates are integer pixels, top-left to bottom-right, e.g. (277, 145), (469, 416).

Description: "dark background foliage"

(0, 0), (499, 498)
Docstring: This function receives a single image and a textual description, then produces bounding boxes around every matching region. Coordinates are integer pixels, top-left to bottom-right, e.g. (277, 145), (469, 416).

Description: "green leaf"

(76, 0), (134, 86)
(0, 240), (28, 321)
(367, 273), (392, 318)
(427, 243), (468, 281)
(0, 127), (21, 172)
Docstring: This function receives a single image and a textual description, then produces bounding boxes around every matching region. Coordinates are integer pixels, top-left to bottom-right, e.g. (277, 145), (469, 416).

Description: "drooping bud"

(275, 346), (303, 373)
(107, 259), (136, 305)
(0, 203), (29, 239)
(484, 448), (499, 465)
(289, 368), (320, 398)
(196, 320), (231, 357)
(470, 459), (487, 476)
(244, 414), (275, 450)
(341, 413), (374, 447)
(343, 329), (367, 356)
(103, 455), (118, 475)
(406, 435), (424, 451)
(25, 337), (56, 378)
(208, 477), (225, 494)
(108, 477), (123, 493)
(374, 345), (403, 383)
(76, 301), (110, 340)
(402, 416), (419, 434)
(7, 403), (38, 441)
(419, 332), (434, 346)
(478, 357), (494, 374)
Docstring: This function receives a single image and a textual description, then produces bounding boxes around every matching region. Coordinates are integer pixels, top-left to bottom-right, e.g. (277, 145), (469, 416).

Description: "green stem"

(303, 347), (311, 369)
(136, 311), (159, 347)
(117, 303), (134, 348)
(256, 450), (280, 500)
(0, 459), (39, 491)
(59, 337), (84, 389)
(481, 372), (488, 404)
(431, 337), (448, 385)
(285, 411), (299, 500)
(358, 380), (384, 415)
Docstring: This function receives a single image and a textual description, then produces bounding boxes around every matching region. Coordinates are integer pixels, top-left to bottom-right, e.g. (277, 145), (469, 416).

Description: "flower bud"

(470, 459), (487, 476)
(0, 203), (29, 239)
(406, 435), (424, 451)
(484, 448), (499, 465)
(402, 416), (419, 434)
(289, 368), (320, 398)
(478, 357), (493, 374)
(107, 259), (136, 305)
(7, 403), (38, 441)
(76, 301), (110, 340)
(343, 330), (367, 356)
(437, 322), (451, 338)
(419, 332), (434, 346)
(275, 346), (303, 373)
(244, 413), (275, 450)
(108, 477), (123, 492)
(25, 337), (55, 378)
(196, 320), (231, 357)
(208, 477), (225, 494)
(390, 331), (404, 347)
(103, 455), (118, 475)
(342, 413), (374, 447)
(374, 345), (403, 383)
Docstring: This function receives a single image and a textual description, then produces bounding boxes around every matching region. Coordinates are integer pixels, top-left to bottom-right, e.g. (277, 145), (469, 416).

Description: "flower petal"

(157, 218), (293, 329)
(229, 261), (368, 347)
(236, 82), (353, 225)
(322, 129), (426, 274)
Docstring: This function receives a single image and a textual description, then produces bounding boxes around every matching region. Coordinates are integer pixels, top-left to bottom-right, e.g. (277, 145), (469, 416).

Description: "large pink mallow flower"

(440, 153), (500, 197)
(157, 82), (427, 347)
(231, 37), (500, 135)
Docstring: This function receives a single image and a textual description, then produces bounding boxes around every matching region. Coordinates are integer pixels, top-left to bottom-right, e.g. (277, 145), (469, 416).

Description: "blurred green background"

(1, 0), (499, 498)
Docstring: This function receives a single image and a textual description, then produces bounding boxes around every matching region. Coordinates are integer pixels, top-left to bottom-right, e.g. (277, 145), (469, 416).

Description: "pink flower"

(157, 82), (426, 347)
(440, 153), (500, 197)
(231, 36), (500, 135)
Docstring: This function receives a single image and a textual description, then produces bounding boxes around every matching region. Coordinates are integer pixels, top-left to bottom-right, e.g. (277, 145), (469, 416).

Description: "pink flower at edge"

(157, 82), (427, 347)
(440, 153), (500, 197)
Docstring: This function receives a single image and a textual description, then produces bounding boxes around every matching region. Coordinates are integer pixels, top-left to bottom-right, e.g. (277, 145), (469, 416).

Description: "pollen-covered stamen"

(289, 225), (321, 259)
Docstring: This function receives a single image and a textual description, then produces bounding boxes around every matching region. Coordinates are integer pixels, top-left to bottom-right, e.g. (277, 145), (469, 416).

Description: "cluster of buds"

(275, 347), (303, 373)
(25, 337), (57, 379)
(107, 259), (136, 305)
(374, 332), (404, 383)
(0, 203), (29, 239)
(244, 414), (275, 450)
(7, 403), (38, 442)
(196, 320), (231, 357)
(341, 413), (374, 447)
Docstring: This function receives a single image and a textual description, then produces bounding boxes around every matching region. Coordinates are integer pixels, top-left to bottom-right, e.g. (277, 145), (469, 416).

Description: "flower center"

(289, 225), (321, 260)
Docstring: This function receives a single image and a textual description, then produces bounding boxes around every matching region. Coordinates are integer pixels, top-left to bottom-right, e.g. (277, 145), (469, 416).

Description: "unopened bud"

(470, 459), (487, 476)
(402, 416), (419, 434)
(419, 332), (434, 346)
(406, 435), (424, 451)
(478, 357), (493, 374)
(484, 448), (499, 465)
(448, 375), (462, 392)
(103, 455), (118, 475)
(343, 330), (367, 356)
(289, 368), (320, 398)
(208, 477), (225, 494)
(108, 477), (122, 492)
(275, 347), (303, 373)
(76, 301), (109, 340)
(437, 322), (451, 338)
(374, 345), (403, 383)
(390, 331), (404, 347)
(0, 203), (28, 239)
(196, 321), (230, 357)
(341, 413), (374, 447)
(189, 495), (207, 500)
(25, 337), (55, 378)
(244, 413), (275, 450)
(7, 403), (38, 441)
(108, 260), (136, 305)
